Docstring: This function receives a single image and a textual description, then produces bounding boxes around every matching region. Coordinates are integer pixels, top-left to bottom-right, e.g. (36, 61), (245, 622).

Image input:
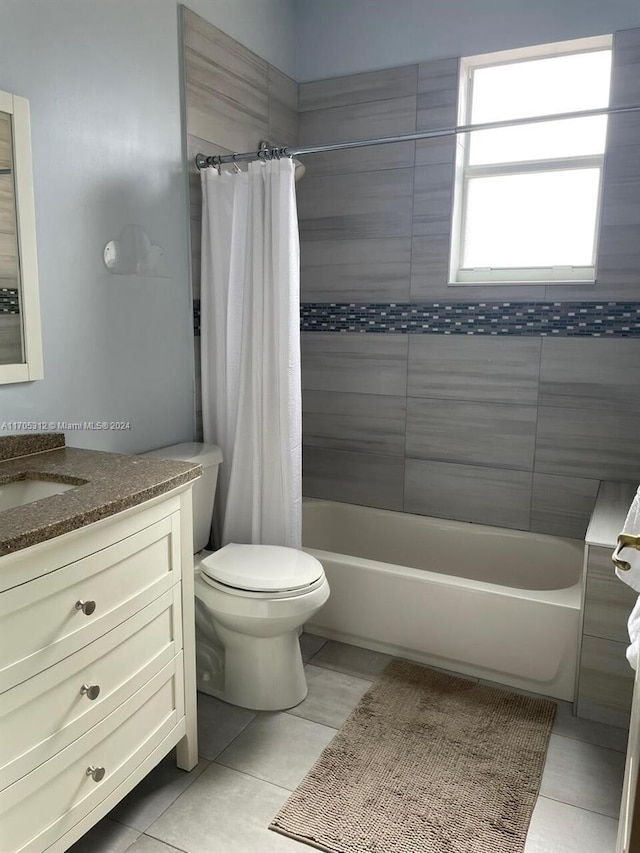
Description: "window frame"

(449, 34), (613, 287)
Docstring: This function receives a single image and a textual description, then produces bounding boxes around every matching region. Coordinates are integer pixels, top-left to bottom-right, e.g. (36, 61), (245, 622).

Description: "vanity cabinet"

(0, 484), (197, 853)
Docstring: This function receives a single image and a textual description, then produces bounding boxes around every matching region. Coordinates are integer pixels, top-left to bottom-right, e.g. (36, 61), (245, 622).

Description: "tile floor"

(70, 635), (627, 853)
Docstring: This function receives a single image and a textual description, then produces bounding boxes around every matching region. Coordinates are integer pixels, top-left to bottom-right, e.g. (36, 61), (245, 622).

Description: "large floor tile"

(553, 701), (629, 753)
(540, 734), (625, 817)
(146, 763), (306, 853)
(308, 640), (392, 682)
(216, 711), (335, 790)
(67, 818), (140, 853)
(524, 796), (618, 853)
(108, 752), (209, 832)
(286, 663), (372, 728)
(300, 632), (327, 663)
(125, 836), (184, 853)
(196, 691), (258, 760)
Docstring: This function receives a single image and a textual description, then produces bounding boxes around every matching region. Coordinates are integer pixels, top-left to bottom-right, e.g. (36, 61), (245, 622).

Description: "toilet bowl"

(142, 443), (330, 711)
(195, 544), (329, 710)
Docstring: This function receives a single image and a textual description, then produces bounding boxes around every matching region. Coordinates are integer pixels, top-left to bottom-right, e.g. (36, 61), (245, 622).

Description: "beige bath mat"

(270, 659), (556, 853)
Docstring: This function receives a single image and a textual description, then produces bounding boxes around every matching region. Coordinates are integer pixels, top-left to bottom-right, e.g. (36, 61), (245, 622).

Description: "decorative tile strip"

(300, 302), (640, 337)
(0, 288), (20, 315)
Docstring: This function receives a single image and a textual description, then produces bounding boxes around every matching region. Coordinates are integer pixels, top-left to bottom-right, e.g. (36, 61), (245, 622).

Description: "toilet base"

(197, 625), (308, 711)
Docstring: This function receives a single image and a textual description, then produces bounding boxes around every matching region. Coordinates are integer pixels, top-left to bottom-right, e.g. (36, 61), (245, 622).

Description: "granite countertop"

(0, 434), (201, 556)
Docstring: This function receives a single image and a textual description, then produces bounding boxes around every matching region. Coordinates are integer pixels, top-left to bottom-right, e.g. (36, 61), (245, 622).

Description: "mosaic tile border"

(0, 288), (19, 315)
(300, 301), (640, 337)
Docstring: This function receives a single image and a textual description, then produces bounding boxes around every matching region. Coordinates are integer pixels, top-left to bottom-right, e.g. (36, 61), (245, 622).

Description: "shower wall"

(182, 6), (298, 438)
(181, 6), (640, 540)
(298, 26), (640, 539)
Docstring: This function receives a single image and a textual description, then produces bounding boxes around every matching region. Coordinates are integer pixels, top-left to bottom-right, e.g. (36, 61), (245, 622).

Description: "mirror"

(0, 90), (42, 383)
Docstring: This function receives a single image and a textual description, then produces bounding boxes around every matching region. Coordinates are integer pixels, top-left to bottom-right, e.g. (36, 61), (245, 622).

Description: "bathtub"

(303, 499), (584, 700)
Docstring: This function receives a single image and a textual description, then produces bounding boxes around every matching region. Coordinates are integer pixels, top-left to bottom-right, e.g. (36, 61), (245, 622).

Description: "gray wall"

(299, 27), (640, 538)
(295, 0), (640, 81)
(0, 0), (295, 454)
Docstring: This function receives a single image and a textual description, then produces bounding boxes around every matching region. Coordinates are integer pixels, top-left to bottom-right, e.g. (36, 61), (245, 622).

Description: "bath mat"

(269, 660), (556, 853)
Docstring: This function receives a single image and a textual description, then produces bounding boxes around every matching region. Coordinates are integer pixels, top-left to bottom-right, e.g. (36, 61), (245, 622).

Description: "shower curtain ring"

(232, 154), (241, 173)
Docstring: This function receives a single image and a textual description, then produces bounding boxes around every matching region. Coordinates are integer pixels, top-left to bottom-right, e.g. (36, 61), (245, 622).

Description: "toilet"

(143, 442), (330, 711)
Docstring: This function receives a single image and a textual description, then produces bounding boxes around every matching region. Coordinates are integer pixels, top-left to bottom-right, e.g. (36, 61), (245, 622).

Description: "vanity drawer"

(0, 658), (183, 853)
(0, 513), (181, 691)
(0, 587), (183, 788)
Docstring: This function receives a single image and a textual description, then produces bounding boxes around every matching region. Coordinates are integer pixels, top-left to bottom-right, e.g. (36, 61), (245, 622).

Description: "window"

(450, 36), (612, 285)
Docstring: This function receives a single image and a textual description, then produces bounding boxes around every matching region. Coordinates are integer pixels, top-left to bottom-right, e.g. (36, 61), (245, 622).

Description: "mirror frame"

(0, 89), (43, 383)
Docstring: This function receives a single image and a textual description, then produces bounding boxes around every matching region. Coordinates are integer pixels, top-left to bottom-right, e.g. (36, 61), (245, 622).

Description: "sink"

(0, 478), (78, 512)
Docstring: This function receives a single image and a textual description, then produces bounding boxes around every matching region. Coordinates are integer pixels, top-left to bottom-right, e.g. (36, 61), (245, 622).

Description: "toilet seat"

(199, 543), (325, 598)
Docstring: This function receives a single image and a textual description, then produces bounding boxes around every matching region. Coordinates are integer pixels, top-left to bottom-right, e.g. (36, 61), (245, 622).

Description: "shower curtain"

(200, 158), (302, 548)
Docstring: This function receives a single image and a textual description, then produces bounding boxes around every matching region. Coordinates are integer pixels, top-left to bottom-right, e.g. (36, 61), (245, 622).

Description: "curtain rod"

(195, 103), (640, 170)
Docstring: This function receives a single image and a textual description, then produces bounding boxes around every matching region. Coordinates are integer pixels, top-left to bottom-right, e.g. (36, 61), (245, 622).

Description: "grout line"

(210, 758), (301, 794)
(536, 791), (622, 822)
(550, 730), (629, 757)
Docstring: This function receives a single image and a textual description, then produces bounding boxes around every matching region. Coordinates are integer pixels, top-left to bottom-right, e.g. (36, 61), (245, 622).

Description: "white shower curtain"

(200, 158), (302, 548)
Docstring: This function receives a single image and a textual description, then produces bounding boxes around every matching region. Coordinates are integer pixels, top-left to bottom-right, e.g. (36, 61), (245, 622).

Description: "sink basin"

(0, 478), (78, 512)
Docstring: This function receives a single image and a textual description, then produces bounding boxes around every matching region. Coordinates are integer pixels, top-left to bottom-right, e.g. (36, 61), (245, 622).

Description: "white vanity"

(0, 435), (200, 852)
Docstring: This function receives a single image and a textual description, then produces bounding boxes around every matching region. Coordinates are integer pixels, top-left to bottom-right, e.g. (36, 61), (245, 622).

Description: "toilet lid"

(200, 543), (324, 593)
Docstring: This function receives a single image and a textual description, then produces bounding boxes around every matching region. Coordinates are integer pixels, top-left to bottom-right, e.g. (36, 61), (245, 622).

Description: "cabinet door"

(0, 513), (181, 692)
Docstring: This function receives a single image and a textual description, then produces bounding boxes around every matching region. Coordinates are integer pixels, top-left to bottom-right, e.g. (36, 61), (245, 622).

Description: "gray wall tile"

(530, 474), (600, 539)
(599, 145), (640, 239)
(301, 237), (411, 302)
(301, 332), (408, 396)
(267, 66), (298, 147)
(415, 137), (456, 166)
(298, 90), (416, 178)
(190, 218), (201, 299)
(584, 545), (638, 643)
(412, 163), (454, 236)
(302, 390), (406, 455)
(409, 234), (450, 296)
(417, 58), (459, 130)
(404, 458), (532, 530)
(535, 406), (640, 481)
(408, 336), (541, 405)
(610, 27), (640, 108)
(301, 142), (415, 179)
(303, 447), (405, 510)
(406, 398), (537, 470)
(298, 168), (414, 240)
(539, 338), (640, 413)
(301, 236), (411, 267)
(577, 635), (634, 728)
(299, 96), (416, 147)
(299, 65), (418, 111)
(184, 44), (269, 154)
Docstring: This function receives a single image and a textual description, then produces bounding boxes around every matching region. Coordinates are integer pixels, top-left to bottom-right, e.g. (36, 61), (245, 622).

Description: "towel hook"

(612, 533), (640, 572)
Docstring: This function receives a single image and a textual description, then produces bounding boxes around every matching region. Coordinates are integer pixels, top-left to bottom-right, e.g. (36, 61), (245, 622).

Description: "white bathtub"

(303, 499), (584, 700)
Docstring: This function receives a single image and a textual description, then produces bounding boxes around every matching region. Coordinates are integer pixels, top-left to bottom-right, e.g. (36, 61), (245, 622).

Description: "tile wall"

(182, 6), (298, 438)
(183, 8), (640, 539)
(298, 27), (640, 537)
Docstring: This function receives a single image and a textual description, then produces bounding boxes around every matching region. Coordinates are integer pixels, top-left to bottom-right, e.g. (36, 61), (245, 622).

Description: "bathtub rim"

(304, 546), (582, 609)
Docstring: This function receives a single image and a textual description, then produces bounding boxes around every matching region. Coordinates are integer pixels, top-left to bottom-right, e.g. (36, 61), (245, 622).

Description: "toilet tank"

(142, 442), (223, 553)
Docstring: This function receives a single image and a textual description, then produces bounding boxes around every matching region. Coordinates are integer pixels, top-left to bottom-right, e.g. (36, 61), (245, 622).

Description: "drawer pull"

(86, 765), (106, 782)
(80, 683), (101, 700)
(75, 599), (96, 616)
